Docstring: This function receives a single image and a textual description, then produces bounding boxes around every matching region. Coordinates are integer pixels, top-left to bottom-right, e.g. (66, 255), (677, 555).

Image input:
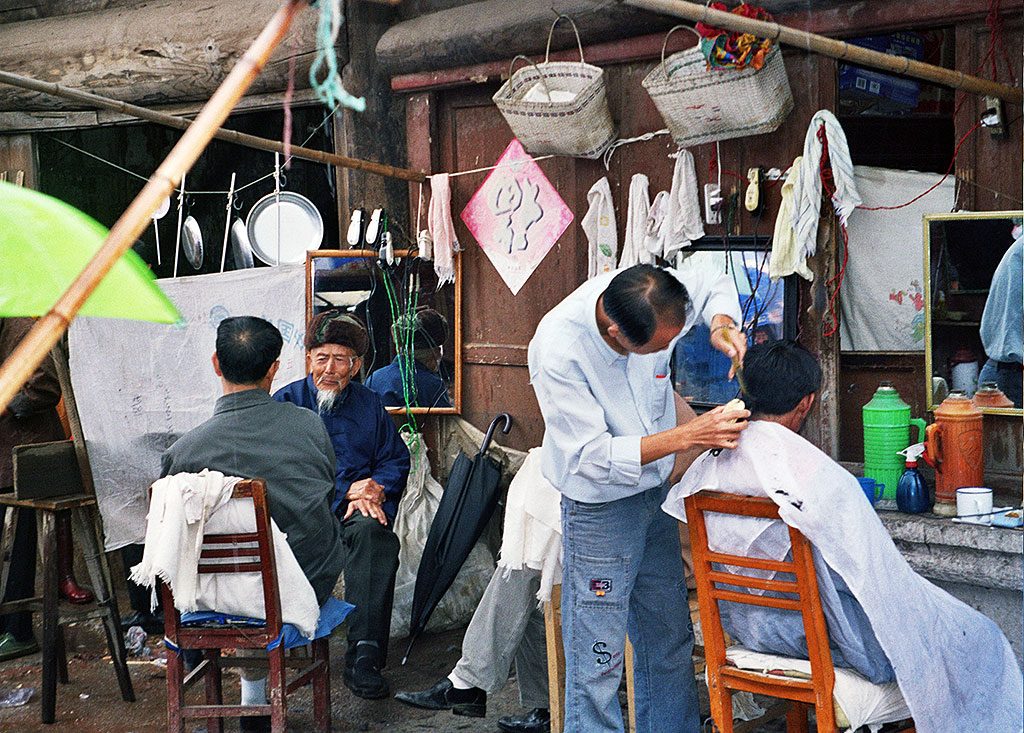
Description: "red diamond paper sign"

(460, 139), (573, 295)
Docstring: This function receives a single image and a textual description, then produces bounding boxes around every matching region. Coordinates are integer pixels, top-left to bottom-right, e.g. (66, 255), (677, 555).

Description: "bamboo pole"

(0, 70), (428, 183)
(0, 0), (304, 416)
(628, 0), (1023, 105)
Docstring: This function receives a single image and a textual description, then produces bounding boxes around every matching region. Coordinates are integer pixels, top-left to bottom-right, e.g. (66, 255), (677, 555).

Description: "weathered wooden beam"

(389, 0), (1004, 92)
(0, 87), (322, 134)
(0, 69), (428, 181)
(376, 0), (677, 75)
(0, 0), (337, 111)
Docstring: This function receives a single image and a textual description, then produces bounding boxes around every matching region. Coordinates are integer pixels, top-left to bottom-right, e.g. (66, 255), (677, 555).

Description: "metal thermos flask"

(923, 392), (984, 510)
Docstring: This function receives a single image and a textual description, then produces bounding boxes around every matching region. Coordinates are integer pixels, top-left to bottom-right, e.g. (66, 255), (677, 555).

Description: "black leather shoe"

(394, 677), (486, 717)
(239, 714), (271, 733)
(497, 708), (551, 733)
(343, 645), (389, 700)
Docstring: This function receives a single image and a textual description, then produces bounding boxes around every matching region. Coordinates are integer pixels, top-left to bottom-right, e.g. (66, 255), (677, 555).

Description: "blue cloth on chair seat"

(167, 597), (355, 652)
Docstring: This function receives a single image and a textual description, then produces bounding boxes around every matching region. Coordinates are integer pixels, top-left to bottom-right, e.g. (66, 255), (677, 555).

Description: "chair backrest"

(160, 478), (283, 645)
(684, 490), (836, 724)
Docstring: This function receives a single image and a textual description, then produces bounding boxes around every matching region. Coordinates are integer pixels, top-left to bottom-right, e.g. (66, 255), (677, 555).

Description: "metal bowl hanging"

(245, 191), (324, 266)
(181, 215), (204, 270)
(230, 217), (254, 269)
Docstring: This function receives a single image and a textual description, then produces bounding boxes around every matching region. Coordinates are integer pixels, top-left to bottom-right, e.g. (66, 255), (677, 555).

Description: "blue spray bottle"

(896, 443), (931, 514)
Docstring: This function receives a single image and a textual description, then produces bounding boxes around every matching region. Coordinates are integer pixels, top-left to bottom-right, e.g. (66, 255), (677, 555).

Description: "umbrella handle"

(478, 413), (512, 457)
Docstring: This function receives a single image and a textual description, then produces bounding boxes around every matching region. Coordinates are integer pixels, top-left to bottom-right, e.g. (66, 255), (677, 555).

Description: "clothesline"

(46, 105), (339, 196)
(427, 155), (556, 180)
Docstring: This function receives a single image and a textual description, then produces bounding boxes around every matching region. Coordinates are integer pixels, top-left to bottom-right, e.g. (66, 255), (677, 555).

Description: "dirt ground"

(0, 607), (788, 732)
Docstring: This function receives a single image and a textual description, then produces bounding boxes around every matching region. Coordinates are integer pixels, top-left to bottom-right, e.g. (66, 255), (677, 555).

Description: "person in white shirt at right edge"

(528, 263), (750, 733)
(663, 340), (1023, 732)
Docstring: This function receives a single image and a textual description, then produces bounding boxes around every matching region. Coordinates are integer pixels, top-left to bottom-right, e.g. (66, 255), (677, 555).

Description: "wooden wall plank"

(0, 0), (329, 111)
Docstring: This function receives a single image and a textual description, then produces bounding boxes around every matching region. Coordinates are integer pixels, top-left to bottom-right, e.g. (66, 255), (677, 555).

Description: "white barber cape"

(497, 448), (562, 602)
(662, 422), (1023, 733)
(131, 470), (321, 638)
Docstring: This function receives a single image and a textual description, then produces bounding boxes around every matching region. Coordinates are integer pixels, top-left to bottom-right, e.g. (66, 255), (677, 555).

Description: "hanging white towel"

(130, 470), (321, 637)
(497, 449), (563, 603)
(791, 110), (861, 260)
(640, 190), (669, 264)
(582, 177), (619, 279)
(655, 149), (705, 261)
(428, 173), (459, 285)
(618, 174), (651, 269)
(769, 158), (814, 281)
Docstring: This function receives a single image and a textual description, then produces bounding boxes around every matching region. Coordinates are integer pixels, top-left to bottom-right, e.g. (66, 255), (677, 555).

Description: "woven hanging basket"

(492, 15), (616, 159)
(642, 25), (794, 148)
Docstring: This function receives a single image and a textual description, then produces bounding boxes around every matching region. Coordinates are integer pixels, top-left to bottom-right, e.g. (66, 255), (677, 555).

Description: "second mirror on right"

(924, 211), (1023, 414)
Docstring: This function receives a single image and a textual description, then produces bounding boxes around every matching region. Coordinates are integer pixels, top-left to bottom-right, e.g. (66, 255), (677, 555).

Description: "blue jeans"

(561, 485), (700, 733)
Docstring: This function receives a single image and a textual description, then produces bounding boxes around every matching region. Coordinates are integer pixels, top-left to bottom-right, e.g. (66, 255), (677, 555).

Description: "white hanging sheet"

(840, 166), (954, 352)
(69, 266), (307, 551)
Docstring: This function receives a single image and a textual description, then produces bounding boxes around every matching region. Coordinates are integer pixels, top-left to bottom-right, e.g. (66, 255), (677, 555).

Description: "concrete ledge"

(878, 507), (1023, 592)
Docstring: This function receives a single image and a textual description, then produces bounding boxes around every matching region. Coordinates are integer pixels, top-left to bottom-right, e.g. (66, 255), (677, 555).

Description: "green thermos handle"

(911, 417), (927, 444)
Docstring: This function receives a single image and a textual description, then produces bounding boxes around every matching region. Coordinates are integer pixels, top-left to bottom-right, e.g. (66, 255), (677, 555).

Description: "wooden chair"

(160, 479), (330, 733)
(684, 490), (914, 733)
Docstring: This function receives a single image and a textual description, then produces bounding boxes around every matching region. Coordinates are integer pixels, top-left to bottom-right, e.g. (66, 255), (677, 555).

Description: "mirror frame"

(306, 249), (462, 415)
(923, 210), (1022, 416)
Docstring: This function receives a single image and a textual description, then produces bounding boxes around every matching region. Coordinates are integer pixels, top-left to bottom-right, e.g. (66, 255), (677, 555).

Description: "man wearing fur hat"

(274, 311), (410, 699)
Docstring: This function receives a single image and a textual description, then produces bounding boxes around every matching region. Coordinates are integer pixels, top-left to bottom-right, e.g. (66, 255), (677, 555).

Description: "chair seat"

(174, 597), (354, 651)
(725, 646), (910, 731)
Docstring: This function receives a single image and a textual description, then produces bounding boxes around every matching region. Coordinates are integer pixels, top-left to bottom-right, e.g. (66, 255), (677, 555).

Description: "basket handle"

(544, 14), (586, 64)
(509, 54), (553, 101)
(660, 24), (702, 77)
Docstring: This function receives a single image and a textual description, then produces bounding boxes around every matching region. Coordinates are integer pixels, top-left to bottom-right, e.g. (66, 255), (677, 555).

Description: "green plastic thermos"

(863, 382), (927, 500)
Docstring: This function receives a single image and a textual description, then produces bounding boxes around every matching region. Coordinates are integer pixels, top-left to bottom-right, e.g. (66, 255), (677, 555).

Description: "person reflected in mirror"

(274, 311), (410, 700)
(978, 231), (1022, 407)
(366, 308), (452, 409)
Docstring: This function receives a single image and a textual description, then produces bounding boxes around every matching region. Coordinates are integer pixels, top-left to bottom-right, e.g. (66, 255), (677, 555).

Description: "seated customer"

(274, 312), (410, 699)
(663, 340), (1022, 729)
(366, 308), (451, 409)
(161, 316), (345, 732)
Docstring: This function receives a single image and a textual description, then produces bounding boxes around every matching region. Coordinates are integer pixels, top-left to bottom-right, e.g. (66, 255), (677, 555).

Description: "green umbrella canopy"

(0, 180), (179, 323)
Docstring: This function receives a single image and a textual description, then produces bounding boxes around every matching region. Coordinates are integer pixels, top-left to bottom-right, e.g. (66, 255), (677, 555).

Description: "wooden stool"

(0, 493), (135, 724)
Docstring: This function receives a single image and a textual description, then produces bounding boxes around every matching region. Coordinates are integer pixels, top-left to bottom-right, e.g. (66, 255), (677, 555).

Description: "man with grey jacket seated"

(162, 316), (345, 733)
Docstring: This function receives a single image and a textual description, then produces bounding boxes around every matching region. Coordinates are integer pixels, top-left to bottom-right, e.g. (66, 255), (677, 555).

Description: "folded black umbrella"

(402, 413), (512, 663)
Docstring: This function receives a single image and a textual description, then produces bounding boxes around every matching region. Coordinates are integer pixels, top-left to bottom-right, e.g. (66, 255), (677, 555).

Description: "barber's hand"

(343, 497), (388, 526)
(682, 403), (750, 452)
(346, 478), (386, 505)
(709, 316), (747, 379)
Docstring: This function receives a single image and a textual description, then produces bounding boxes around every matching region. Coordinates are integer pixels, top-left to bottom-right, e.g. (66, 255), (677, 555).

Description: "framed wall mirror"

(672, 236), (798, 407)
(924, 211), (1022, 415)
(306, 250), (461, 414)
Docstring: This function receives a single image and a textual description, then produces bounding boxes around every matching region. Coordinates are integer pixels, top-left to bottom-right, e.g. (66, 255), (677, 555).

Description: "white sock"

(240, 676), (268, 706)
(447, 670), (473, 690)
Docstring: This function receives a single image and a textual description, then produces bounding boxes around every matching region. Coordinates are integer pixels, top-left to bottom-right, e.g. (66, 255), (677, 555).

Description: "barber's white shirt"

(527, 261), (741, 503)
